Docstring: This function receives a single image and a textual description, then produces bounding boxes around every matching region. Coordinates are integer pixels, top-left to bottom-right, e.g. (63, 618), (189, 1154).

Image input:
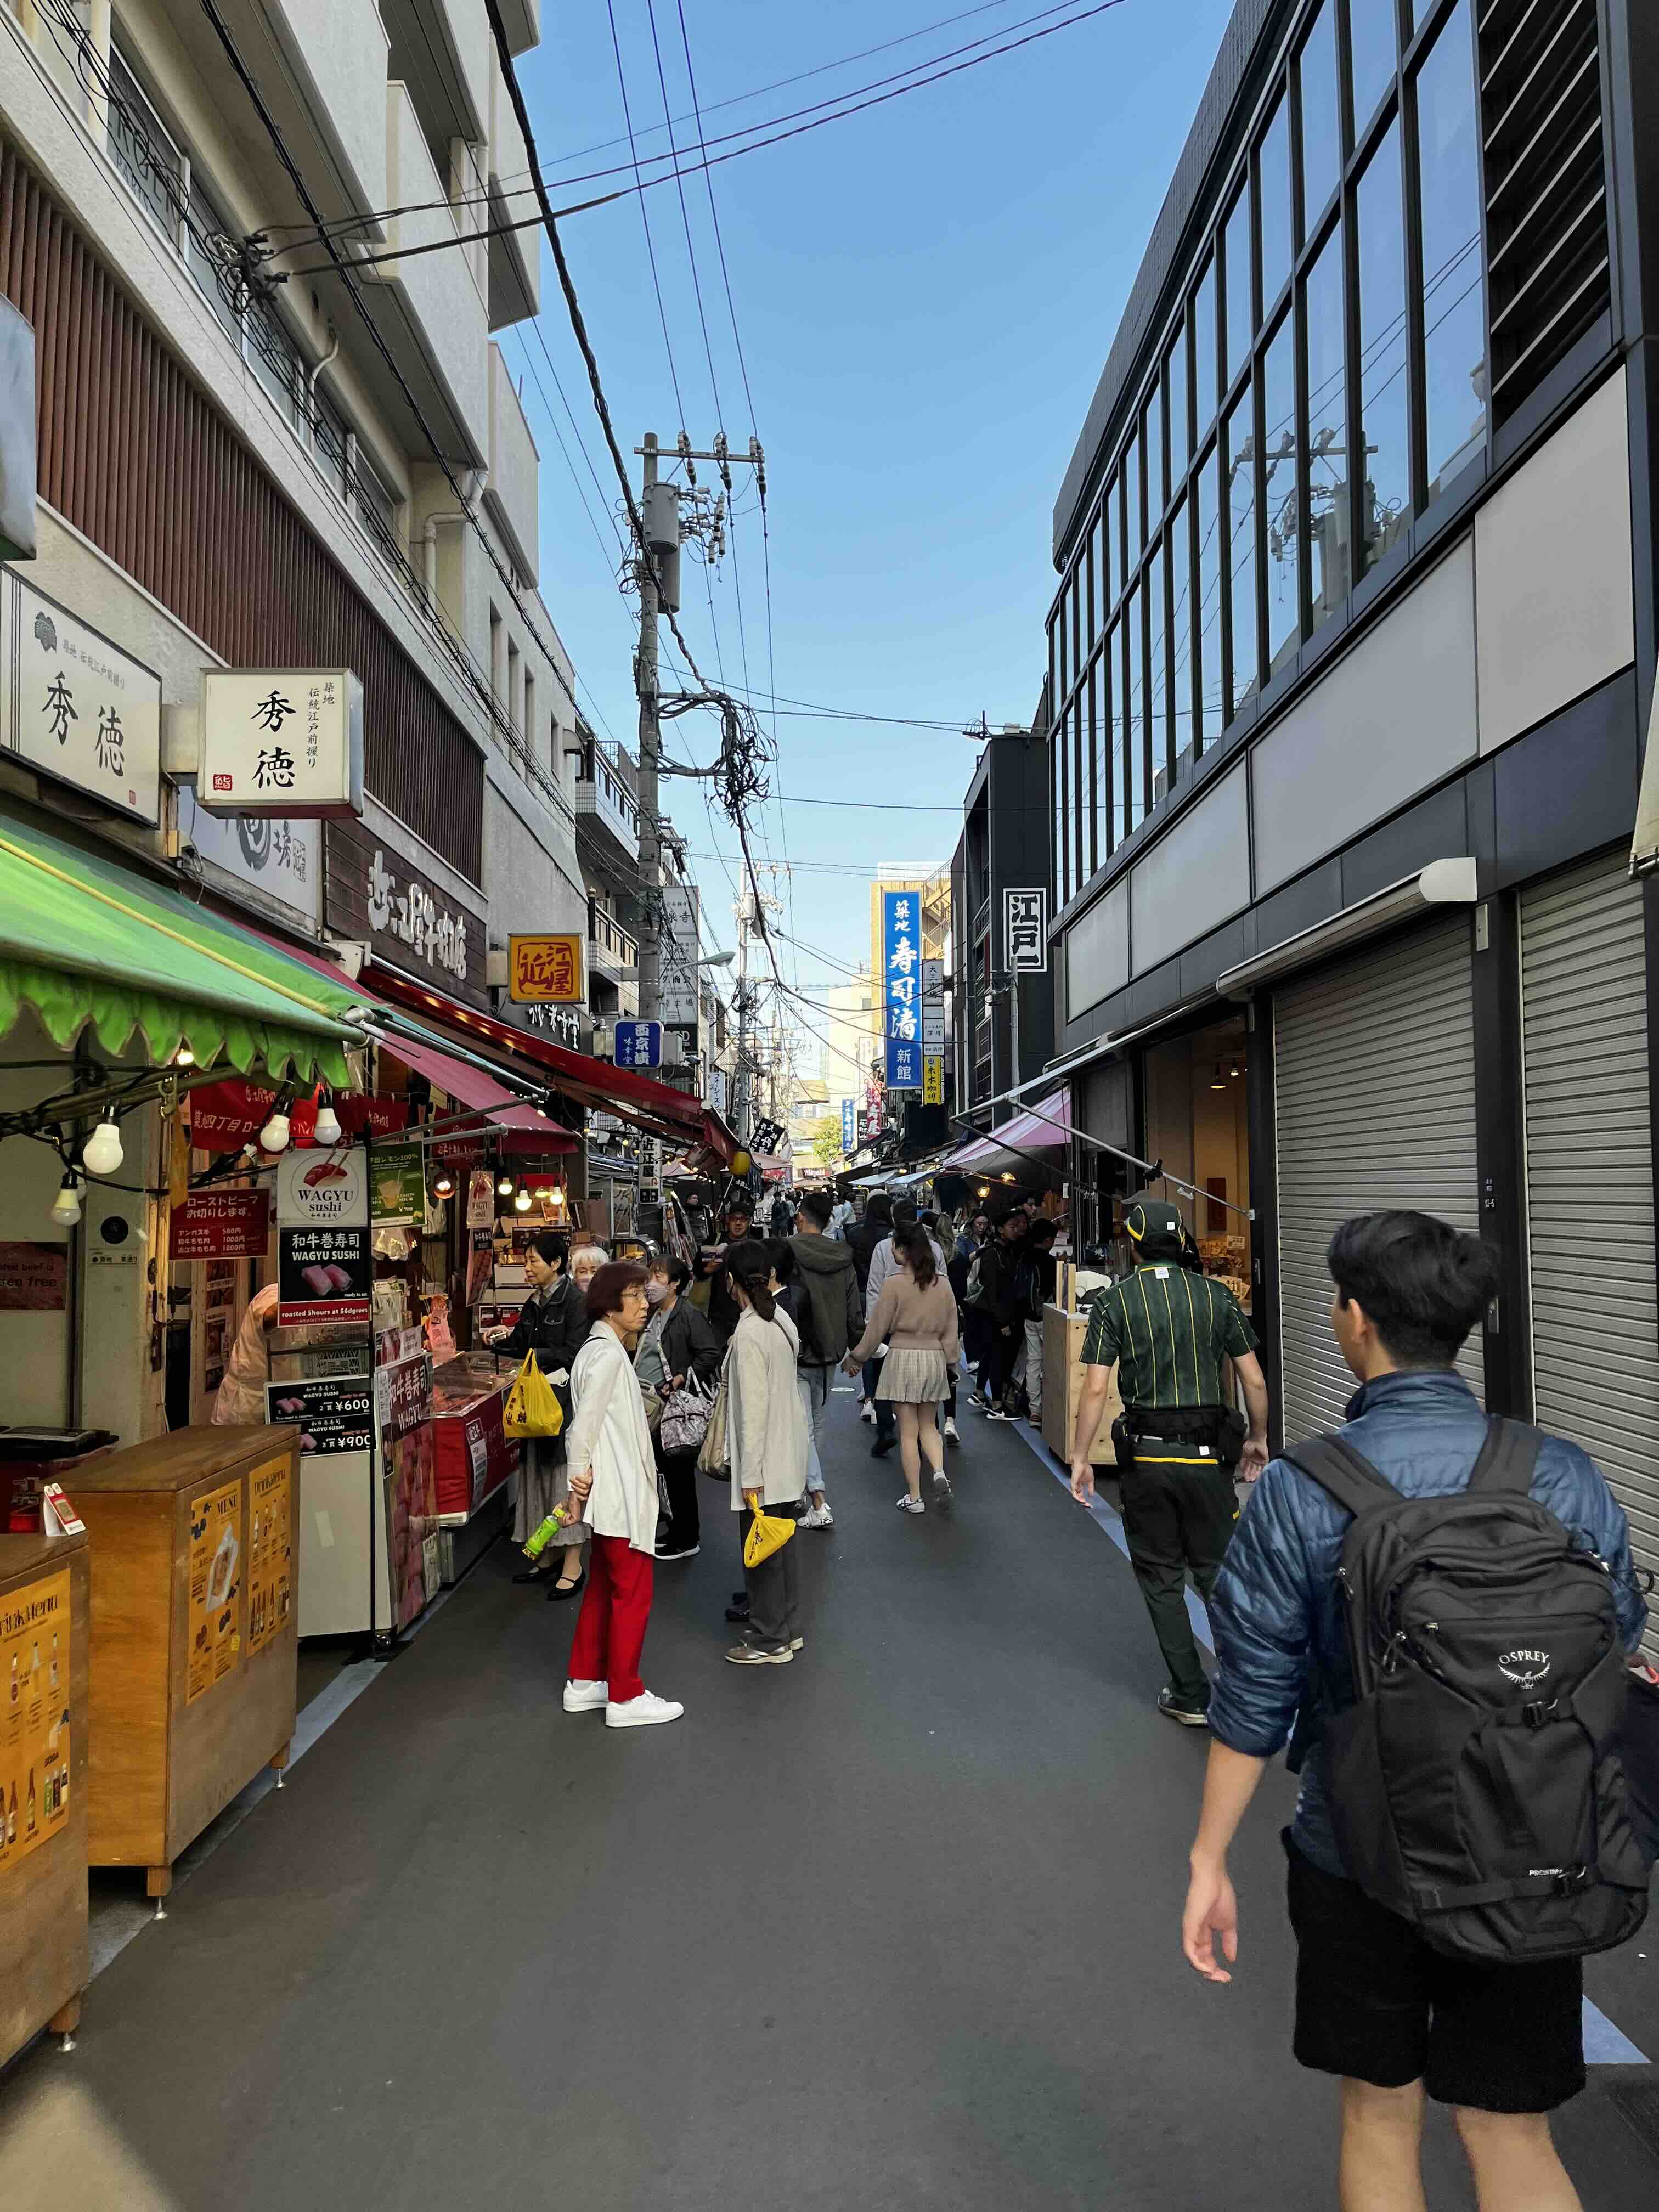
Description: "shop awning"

(371, 1026), (577, 1155)
(0, 809), (361, 1082)
(358, 958), (741, 1164)
(946, 1086), (1072, 1170)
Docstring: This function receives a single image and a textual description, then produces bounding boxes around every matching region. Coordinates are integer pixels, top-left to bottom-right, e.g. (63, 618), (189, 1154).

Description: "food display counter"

(70, 1427), (299, 1904)
(431, 1355), (520, 1585)
(0, 1527), (89, 2064)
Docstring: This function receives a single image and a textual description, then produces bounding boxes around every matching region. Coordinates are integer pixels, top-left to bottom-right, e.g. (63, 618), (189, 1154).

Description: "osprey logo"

(1499, 1647), (1552, 1689)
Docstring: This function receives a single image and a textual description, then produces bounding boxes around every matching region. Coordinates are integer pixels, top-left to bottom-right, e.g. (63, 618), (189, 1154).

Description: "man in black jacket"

(968, 1211), (1028, 1416)
(791, 1190), (864, 1525)
(705, 1193), (755, 1344)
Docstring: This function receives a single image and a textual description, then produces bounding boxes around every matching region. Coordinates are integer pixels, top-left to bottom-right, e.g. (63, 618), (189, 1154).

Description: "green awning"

(0, 809), (364, 1084)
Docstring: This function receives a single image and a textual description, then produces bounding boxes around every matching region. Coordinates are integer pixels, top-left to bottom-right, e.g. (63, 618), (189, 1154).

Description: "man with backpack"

(1183, 1211), (1649, 2208)
(1009, 1217), (1058, 1420)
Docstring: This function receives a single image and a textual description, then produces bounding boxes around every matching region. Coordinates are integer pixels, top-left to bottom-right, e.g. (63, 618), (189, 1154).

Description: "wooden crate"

(0, 1528), (90, 2061)
(71, 1427), (298, 1899)
(1040, 1304), (1123, 1466)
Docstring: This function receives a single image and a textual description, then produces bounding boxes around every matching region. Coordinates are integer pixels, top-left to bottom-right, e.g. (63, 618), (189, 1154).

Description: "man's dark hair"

(999, 1211), (1027, 1239)
(652, 1252), (693, 1292)
(800, 1188), (833, 1228)
(529, 1230), (569, 1270)
(768, 1237), (798, 1285)
(867, 1193), (893, 1228)
(1327, 1212), (1498, 1367)
(1028, 1220), (1058, 1248)
(893, 1198), (918, 1229)
(725, 1194), (753, 1224)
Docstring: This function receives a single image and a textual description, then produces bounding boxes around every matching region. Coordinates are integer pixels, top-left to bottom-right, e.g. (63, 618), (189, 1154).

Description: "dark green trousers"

(1118, 1452), (1240, 1707)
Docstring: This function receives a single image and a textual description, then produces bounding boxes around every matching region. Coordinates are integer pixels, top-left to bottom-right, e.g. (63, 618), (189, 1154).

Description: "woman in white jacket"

(560, 1261), (684, 1729)
(724, 1239), (812, 1668)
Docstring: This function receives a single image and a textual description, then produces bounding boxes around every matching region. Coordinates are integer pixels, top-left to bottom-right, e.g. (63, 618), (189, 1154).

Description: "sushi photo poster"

(277, 1146), (371, 1327)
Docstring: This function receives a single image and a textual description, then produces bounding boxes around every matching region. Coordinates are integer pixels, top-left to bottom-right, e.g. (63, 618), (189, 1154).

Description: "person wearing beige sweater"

(844, 1221), (961, 1513)
(724, 1240), (812, 1666)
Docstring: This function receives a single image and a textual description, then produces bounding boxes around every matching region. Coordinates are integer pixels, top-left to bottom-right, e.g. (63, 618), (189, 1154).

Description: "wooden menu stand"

(71, 1427), (300, 1906)
(0, 1527), (91, 2063)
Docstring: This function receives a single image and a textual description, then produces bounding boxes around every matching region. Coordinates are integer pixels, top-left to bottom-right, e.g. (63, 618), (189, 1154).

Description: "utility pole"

(732, 886), (752, 1144)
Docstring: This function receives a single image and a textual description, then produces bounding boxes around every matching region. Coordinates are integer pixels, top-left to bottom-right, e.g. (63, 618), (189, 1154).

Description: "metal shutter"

(1521, 856), (1659, 1656)
(1274, 916), (1482, 1439)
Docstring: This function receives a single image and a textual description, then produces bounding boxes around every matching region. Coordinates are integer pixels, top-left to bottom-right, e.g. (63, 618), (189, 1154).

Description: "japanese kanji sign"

(508, 933), (584, 1003)
(840, 1097), (856, 1153)
(199, 667), (365, 820)
(882, 889), (923, 1090)
(172, 1189), (270, 1261)
(1, 573), (162, 823)
(1005, 888), (1050, 975)
(276, 1145), (370, 1326)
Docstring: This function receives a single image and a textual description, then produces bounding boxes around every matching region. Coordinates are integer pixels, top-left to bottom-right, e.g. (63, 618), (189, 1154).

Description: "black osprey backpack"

(1283, 1417), (1650, 1965)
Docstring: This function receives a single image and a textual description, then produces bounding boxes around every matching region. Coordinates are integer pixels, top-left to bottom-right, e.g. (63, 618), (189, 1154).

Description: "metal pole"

(734, 890), (751, 1144)
(636, 432), (662, 1026)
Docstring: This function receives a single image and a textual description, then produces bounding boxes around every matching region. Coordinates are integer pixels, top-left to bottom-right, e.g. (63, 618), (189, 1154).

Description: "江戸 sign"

(1, 574), (162, 824)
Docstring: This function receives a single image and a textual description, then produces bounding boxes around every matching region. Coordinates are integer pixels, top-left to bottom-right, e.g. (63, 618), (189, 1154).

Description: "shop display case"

(0, 1527), (89, 2064)
(431, 1353), (519, 1584)
(1041, 1303), (1122, 1468)
(70, 1427), (299, 1904)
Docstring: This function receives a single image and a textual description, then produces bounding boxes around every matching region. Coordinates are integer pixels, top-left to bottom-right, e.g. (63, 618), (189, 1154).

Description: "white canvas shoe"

(605, 1690), (685, 1728)
(562, 1679), (608, 1713)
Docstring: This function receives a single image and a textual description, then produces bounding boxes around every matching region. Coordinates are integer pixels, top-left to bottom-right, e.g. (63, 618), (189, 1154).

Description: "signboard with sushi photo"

(276, 1146), (371, 1327)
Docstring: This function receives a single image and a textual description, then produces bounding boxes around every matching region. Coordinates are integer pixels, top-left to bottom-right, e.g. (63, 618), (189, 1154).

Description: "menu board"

(370, 1140), (425, 1228)
(245, 1457), (292, 1657)
(0, 1568), (71, 1874)
(266, 1376), (374, 1455)
(186, 1479), (244, 1704)
(277, 1147), (371, 1327)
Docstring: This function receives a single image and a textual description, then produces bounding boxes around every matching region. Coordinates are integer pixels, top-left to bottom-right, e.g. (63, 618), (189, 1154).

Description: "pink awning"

(947, 1086), (1071, 1170)
(377, 1029), (575, 1154)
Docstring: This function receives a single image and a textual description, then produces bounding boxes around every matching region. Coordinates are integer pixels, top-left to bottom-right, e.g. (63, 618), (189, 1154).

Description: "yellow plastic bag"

(743, 1504), (795, 1571)
(503, 1351), (563, 1440)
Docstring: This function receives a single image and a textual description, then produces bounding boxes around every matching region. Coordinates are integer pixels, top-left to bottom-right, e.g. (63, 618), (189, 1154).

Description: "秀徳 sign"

(2, 573), (162, 825)
(199, 668), (364, 820)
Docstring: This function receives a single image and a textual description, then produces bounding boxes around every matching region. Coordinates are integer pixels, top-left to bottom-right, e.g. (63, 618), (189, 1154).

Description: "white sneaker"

(562, 1678), (608, 1713)
(605, 1690), (684, 1728)
(860, 1403), (876, 1425)
(799, 1503), (833, 1530)
(944, 1418), (960, 1447)
(895, 1494), (924, 1514)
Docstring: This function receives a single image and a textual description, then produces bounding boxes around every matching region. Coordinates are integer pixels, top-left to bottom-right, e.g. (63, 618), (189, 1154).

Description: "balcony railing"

(588, 901), (637, 972)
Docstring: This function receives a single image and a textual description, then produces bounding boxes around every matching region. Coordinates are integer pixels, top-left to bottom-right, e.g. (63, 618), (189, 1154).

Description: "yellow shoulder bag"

(742, 1504), (795, 1571)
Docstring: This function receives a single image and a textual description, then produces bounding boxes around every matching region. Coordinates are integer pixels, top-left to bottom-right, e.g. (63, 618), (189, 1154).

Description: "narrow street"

(4, 1391), (1656, 2212)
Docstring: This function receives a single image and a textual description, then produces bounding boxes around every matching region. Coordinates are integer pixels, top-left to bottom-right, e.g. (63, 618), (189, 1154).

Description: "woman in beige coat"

(845, 1221), (961, 1513)
(724, 1239), (811, 1667)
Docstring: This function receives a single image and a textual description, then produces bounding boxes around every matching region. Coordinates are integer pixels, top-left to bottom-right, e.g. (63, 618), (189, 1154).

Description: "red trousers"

(567, 1534), (654, 1702)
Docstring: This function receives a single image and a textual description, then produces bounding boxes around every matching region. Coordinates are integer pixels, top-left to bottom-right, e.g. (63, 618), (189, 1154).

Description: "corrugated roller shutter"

(1274, 917), (1482, 1440)
(1521, 856), (1658, 1656)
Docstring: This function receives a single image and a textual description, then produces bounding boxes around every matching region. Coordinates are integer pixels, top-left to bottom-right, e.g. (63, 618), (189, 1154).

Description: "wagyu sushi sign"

(277, 1146), (370, 1327)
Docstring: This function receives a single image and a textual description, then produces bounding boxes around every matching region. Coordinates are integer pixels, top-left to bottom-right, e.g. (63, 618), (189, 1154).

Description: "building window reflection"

(1416, 0), (1488, 503)
(1305, 222), (1350, 633)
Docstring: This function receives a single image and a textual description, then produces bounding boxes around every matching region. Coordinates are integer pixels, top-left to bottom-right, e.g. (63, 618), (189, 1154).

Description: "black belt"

(1118, 1404), (1244, 1470)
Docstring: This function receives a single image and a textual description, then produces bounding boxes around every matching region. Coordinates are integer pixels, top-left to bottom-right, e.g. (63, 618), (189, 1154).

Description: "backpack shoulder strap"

(1466, 1415), (1543, 1495)
(1279, 1434), (1402, 1519)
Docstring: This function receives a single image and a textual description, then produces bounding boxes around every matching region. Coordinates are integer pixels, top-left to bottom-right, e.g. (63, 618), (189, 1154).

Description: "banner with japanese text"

(882, 889), (923, 1090)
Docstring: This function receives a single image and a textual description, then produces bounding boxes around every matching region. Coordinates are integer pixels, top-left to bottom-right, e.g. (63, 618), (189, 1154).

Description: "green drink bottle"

(523, 1506), (569, 1562)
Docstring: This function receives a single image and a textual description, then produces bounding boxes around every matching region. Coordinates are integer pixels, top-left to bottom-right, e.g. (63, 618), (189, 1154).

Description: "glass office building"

(1045, 0), (1659, 1650)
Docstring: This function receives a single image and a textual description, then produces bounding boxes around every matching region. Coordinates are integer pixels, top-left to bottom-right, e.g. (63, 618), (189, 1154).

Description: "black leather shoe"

(725, 1598), (751, 1624)
(511, 1567), (545, 1585)
(546, 1571), (585, 1602)
(871, 1435), (897, 1458)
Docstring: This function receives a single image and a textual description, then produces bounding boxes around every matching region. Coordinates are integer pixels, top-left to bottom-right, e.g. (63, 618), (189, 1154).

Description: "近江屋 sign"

(276, 1147), (370, 1327)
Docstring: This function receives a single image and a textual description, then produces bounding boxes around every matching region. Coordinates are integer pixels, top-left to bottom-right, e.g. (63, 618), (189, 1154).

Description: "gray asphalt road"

(2, 1388), (1654, 2209)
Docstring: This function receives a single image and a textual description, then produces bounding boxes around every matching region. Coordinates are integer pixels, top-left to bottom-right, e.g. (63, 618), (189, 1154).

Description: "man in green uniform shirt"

(1070, 1198), (1271, 1726)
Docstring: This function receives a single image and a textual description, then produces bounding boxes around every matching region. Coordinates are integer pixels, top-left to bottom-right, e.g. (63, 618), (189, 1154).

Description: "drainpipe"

(421, 470), (484, 607)
(304, 330), (341, 444)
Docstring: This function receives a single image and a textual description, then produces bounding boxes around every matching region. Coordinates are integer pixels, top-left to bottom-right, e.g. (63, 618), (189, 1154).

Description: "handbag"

(743, 1504), (795, 1571)
(660, 1369), (714, 1456)
(503, 1351), (563, 1440)
(695, 1370), (731, 1479)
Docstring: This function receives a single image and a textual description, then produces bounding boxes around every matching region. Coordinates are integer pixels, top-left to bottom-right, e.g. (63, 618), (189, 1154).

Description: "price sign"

(264, 1376), (374, 1454)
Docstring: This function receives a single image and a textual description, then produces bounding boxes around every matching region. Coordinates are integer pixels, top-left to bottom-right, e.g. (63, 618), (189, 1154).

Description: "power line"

(270, 3), (1128, 269)
(607, 0), (688, 433)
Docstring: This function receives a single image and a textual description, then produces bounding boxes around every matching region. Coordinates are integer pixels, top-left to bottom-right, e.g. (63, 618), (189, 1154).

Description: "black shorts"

(1284, 1833), (1585, 2113)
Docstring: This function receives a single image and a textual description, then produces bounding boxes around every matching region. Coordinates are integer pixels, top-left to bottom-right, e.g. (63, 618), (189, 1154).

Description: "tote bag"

(743, 1505), (795, 1571)
(503, 1351), (563, 1440)
(661, 1369), (714, 1456)
(695, 1370), (731, 1479)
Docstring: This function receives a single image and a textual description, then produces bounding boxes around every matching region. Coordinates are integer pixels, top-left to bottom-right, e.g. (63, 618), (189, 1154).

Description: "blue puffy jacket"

(1207, 1369), (1650, 1877)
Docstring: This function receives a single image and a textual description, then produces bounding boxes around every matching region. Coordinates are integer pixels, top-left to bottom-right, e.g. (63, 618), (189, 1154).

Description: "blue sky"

(511, 0), (1238, 1071)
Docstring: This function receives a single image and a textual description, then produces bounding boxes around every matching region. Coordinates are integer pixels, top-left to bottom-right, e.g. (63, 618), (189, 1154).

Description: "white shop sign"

(199, 667), (364, 819)
(1, 571), (162, 825)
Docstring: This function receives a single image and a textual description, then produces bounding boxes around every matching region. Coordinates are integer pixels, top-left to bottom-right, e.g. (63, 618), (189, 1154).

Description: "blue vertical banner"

(841, 1096), (856, 1153)
(883, 889), (923, 1090)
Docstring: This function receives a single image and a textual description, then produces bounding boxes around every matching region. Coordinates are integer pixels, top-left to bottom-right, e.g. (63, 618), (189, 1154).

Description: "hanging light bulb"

(259, 1103), (291, 1153)
(174, 1042), (196, 1068)
(498, 1171), (516, 1198)
(432, 1167), (456, 1200)
(514, 1184), (533, 1214)
(312, 1088), (343, 1147)
(49, 1174), (82, 1227)
(81, 1117), (124, 1177)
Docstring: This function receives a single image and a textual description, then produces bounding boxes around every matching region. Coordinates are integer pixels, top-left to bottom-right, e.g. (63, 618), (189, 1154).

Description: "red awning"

(380, 1029), (576, 1155)
(359, 958), (740, 1164)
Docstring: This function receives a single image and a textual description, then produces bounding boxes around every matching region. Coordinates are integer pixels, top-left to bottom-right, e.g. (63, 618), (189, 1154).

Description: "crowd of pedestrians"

(511, 1178), (1656, 2209)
